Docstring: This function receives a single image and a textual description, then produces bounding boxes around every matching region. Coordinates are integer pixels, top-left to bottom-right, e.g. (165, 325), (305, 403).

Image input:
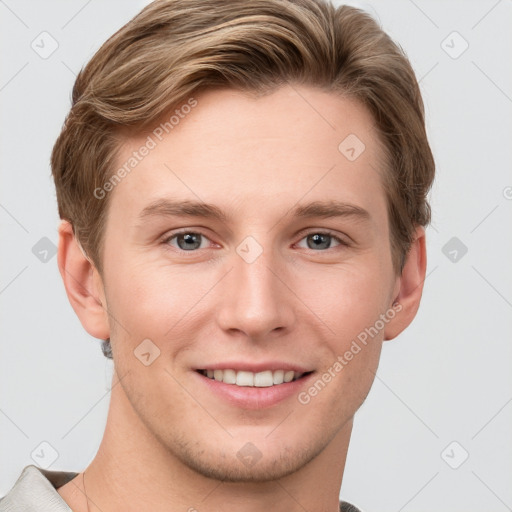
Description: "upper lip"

(195, 362), (314, 373)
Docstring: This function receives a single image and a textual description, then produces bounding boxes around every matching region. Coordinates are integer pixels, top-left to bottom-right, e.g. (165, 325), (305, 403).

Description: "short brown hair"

(51, 0), (434, 276)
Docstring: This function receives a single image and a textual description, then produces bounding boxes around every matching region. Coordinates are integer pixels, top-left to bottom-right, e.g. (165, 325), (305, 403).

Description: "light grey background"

(1, 1), (511, 511)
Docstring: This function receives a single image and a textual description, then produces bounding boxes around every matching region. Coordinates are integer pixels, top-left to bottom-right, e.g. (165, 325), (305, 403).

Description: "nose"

(216, 241), (296, 341)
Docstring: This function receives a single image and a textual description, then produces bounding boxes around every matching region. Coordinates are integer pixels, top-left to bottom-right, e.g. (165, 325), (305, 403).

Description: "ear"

(57, 220), (110, 340)
(384, 225), (427, 341)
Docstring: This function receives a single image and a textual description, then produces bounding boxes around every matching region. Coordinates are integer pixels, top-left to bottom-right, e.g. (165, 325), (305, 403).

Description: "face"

(99, 85), (400, 482)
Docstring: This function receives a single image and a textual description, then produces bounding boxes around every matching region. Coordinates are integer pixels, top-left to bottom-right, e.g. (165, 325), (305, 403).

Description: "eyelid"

(161, 228), (216, 248)
(161, 227), (350, 253)
(294, 228), (351, 247)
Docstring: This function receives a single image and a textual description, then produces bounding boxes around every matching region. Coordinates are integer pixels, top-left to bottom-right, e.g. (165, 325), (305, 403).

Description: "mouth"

(196, 368), (313, 387)
(194, 365), (316, 409)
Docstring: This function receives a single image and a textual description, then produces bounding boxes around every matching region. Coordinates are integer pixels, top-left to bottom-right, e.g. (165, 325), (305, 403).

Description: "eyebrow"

(137, 198), (371, 224)
(138, 199), (229, 223)
(293, 200), (370, 222)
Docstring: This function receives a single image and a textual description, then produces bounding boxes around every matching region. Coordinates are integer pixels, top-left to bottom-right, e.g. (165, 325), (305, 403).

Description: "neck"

(70, 372), (352, 512)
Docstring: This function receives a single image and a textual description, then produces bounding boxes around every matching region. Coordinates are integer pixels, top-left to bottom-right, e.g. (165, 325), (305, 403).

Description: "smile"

(197, 369), (310, 387)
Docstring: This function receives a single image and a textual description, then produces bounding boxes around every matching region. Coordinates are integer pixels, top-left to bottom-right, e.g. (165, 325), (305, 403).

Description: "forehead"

(108, 85), (387, 225)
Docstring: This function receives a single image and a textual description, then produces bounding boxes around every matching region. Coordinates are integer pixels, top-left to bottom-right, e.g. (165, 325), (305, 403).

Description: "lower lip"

(194, 371), (315, 409)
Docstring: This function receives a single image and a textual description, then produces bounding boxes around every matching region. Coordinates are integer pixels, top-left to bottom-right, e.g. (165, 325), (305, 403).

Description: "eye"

(296, 231), (347, 251)
(164, 231), (211, 251)
(162, 229), (348, 253)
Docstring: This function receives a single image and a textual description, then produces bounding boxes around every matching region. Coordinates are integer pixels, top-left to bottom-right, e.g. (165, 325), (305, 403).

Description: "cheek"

(105, 258), (218, 348)
(298, 263), (389, 388)
(300, 262), (391, 335)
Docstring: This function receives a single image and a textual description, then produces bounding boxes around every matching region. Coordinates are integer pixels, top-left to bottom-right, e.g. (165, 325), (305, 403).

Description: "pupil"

(178, 233), (201, 250)
(308, 233), (330, 250)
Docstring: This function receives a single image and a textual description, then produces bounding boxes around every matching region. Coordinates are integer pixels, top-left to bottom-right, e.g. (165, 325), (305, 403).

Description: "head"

(53, 0), (434, 482)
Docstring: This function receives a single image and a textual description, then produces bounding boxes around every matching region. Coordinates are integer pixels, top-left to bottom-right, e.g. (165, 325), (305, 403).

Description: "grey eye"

(302, 233), (340, 250)
(169, 232), (206, 251)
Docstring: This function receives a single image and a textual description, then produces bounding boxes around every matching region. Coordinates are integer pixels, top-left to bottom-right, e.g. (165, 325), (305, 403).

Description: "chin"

(182, 449), (319, 483)
(167, 431), (325, 483)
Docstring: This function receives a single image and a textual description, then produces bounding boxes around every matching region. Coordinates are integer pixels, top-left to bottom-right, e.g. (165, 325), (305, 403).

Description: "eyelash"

(161, 229), (350, 255)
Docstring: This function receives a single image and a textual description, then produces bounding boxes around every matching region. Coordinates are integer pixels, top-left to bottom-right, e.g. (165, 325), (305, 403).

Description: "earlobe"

(384, 226), (427, 341)
(57, 220), (110, 340)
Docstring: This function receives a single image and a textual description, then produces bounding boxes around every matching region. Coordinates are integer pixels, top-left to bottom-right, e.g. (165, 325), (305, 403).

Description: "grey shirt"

(0, 465), (362, 512)
(0, 466), (75, 511)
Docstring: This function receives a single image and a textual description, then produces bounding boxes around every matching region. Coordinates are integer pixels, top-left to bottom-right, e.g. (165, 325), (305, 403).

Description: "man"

(0, 0), (434, 510)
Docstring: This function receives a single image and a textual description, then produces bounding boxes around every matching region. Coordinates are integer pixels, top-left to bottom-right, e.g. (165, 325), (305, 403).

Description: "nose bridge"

(216, 236), (293, 338)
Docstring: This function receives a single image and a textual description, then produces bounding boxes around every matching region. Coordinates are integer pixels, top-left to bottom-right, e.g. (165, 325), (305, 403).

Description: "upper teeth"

(200, 369), (303, 387)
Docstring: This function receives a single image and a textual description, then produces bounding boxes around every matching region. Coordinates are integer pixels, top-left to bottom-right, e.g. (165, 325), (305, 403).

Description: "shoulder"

(0, 465), (78, 511)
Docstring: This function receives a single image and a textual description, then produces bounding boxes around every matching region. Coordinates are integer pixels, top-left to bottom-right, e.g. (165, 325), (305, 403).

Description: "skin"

(56, 85), (426, 512)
